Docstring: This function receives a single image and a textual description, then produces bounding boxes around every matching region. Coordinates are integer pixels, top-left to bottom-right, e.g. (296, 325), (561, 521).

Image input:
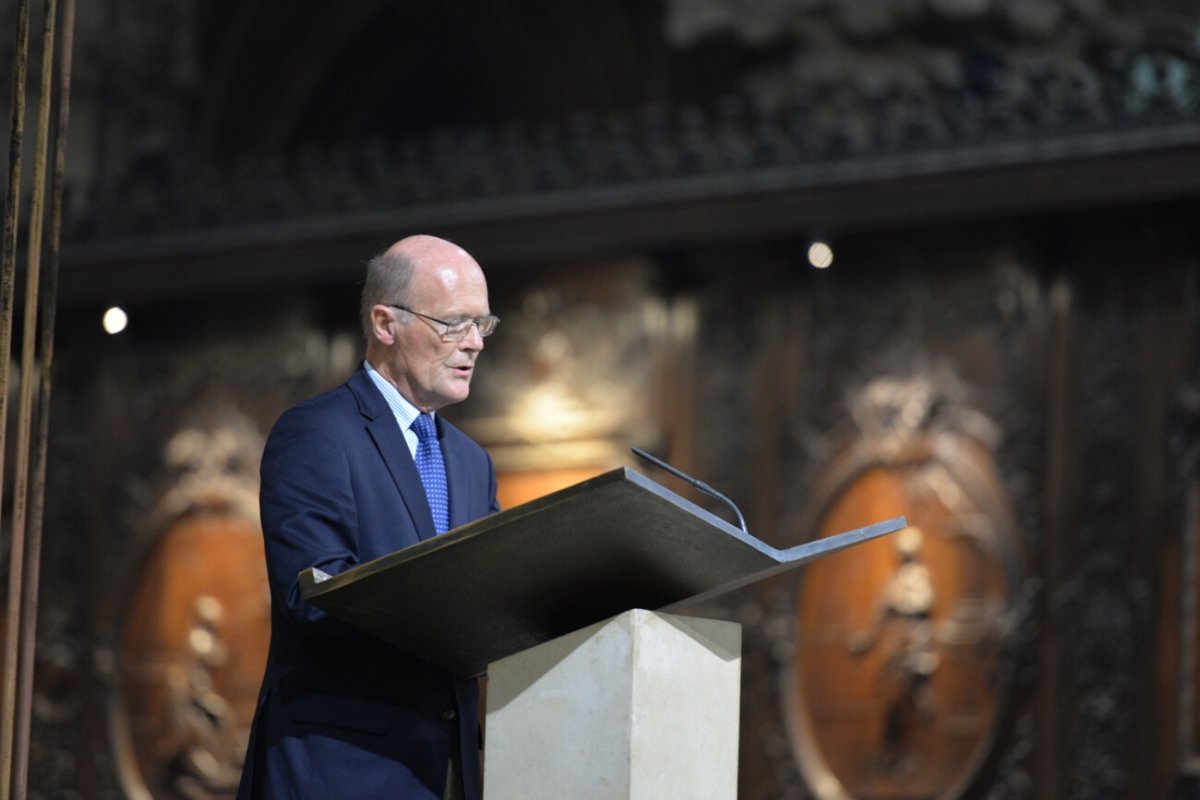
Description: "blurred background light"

(808, 241), (834, 269)
(103, 306), (128, 334)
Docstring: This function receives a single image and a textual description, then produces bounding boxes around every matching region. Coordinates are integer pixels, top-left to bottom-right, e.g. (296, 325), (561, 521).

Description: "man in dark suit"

(237, 235), (501, 800)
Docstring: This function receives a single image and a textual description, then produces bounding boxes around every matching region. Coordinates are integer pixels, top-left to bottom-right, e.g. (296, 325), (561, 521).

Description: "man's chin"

(438, 383), (471, 406)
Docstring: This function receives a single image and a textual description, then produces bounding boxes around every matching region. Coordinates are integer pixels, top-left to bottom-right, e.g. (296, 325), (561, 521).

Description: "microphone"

(631, 446), (749, 533)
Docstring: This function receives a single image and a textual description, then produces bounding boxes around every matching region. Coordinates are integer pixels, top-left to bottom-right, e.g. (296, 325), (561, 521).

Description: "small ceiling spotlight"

(102, 306), (128, 334)
(807, 240), (834, 269)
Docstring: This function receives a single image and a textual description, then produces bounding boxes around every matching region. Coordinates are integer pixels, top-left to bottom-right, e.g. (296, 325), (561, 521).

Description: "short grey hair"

(360, 247), (417, 341)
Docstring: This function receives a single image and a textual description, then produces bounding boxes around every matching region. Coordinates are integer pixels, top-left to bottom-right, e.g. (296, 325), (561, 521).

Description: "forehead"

(413, 258), (488, 311)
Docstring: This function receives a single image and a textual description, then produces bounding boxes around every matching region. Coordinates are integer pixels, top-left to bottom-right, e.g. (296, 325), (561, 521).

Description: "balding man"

(238, 235), (500, 800)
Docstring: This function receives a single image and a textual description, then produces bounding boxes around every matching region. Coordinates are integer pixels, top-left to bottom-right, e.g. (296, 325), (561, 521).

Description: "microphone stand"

(631, 446), (749, 534)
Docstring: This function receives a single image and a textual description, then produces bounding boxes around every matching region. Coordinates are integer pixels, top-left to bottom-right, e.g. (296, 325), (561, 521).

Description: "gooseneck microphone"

(631, 446), (749, 533)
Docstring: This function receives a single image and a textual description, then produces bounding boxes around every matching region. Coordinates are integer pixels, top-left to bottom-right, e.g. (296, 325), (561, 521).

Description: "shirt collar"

(364, 360), (430, 432)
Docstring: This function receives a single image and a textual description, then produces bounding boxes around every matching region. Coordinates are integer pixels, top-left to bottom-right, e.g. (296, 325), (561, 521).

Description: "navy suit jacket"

(238, 366), (499, 800)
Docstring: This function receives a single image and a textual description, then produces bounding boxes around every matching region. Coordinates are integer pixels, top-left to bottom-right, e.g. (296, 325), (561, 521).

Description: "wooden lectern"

(299, 467), (905, 798)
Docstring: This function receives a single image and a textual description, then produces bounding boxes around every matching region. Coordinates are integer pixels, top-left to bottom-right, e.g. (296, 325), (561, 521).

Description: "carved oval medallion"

(786, 437), (1022, 800)
(112, 513), (269, 800)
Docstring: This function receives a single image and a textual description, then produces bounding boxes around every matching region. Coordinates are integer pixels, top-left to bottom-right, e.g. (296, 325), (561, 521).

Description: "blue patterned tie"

(411, 413), (450, 534)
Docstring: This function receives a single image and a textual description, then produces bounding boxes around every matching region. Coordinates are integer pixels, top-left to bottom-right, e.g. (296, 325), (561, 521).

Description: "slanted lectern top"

(299, 467), (905, 677)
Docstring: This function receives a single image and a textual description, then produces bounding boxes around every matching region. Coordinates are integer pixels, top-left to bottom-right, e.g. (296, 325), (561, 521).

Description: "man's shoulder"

(269, 378), (363, 439)
(292, 379), (358, 413)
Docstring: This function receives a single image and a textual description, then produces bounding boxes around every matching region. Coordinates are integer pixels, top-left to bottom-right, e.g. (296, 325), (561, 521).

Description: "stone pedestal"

(483, 608), (741, 799)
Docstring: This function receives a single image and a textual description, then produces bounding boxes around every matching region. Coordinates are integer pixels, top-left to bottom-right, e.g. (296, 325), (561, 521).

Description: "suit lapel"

(440, 419), (471, 530)
(350, 369), (439, 542)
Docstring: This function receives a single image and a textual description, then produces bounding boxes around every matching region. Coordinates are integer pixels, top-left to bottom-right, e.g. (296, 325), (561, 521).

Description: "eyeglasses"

(389, 304), (500, 341)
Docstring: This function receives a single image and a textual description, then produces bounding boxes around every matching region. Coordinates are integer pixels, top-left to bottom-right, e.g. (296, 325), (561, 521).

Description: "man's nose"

(460, 322), (485, 351)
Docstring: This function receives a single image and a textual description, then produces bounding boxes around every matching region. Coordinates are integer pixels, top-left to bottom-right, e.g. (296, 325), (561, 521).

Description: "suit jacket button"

(441, 708), (456, 721)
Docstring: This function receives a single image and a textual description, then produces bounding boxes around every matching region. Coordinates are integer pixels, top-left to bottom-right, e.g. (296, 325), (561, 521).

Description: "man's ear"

(370, 305), (397, 345)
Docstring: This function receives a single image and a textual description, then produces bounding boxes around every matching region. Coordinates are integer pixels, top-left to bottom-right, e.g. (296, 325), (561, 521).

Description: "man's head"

(362, 235), (494, 412)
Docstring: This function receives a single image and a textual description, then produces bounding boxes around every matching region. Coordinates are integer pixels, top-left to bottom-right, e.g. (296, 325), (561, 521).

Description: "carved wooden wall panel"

(697, 242), (1047, 800)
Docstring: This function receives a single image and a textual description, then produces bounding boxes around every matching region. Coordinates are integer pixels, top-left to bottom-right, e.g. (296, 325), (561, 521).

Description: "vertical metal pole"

(12, 0), (60, 621)
(0, 0), (33, 795)
(13, 0), (73, 794)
